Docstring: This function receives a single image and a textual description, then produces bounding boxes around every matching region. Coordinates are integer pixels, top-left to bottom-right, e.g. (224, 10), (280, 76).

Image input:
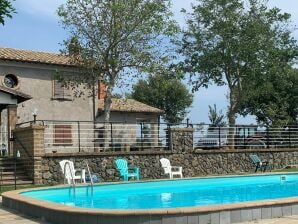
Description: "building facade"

(0, 47), (163, 153)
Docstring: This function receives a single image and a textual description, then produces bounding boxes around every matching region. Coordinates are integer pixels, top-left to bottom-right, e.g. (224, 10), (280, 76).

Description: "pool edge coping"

(3, 172), (298, 216)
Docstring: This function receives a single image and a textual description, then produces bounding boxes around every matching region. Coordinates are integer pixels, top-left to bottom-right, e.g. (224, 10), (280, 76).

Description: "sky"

(0, 0), (297, 124)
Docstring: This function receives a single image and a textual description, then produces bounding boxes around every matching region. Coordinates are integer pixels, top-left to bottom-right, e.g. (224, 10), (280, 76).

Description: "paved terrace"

(0, 197), (49, 224)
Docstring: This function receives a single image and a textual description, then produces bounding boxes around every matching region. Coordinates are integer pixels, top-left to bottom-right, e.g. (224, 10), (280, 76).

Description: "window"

(3, 74), (19, 88)
(53, 80), (72, 100)
(54, 125), (72, 145)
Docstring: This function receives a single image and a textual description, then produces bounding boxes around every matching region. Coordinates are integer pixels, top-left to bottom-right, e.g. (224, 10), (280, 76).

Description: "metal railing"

(193, 124), (298, 149)
(33, 120), (171, 153)
(16, 120), (298, 152)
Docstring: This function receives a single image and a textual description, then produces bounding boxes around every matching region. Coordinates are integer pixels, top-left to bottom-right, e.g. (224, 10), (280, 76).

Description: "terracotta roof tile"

(98, 98), (163, 114)
(0, 47), (73, 66)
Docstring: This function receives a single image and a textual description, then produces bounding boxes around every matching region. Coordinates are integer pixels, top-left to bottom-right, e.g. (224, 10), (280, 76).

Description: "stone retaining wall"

(41, 148), (298, 185)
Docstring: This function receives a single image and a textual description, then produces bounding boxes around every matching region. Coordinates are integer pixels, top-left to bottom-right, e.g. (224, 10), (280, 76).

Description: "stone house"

(96, 96), (163, 150)
(0, 47), (94, 153)
(0, 47), (163, 153)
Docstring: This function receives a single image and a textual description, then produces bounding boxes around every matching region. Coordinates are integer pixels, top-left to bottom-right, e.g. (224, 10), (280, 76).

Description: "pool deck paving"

(0, 197), (49, 224)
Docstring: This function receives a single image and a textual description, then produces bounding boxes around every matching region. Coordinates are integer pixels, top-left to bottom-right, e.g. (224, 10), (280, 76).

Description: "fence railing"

(30, 120), (172, 153)
(16, 121), (298, 153)
(192, 124), (298, 149)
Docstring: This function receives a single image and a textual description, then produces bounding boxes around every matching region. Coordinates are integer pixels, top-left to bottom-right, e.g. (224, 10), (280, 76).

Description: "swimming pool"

(21, 174), (298, 209)
(3, 173), (298, 224)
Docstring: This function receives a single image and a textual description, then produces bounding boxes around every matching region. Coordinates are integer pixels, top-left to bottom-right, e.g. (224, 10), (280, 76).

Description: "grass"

(272, 167), (298, 173)
(0, 184), (47, 195)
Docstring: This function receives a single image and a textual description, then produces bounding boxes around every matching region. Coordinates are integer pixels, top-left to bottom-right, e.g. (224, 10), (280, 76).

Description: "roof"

(98, 98), (163, 114)
(0, 47), (73, 66)
(0, 85), (32, 103)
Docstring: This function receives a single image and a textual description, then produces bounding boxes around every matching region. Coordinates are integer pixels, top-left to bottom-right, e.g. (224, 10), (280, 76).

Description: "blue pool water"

(22, 174), (298, 209)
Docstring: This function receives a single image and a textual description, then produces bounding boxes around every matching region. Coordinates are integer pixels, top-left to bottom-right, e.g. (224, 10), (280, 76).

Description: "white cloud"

(15, 0), (66, 19)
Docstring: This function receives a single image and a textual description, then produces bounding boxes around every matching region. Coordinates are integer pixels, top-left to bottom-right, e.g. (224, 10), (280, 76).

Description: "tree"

(58, 0), (178, 122)
(0, 0), (15, 25)
(240, 67), (298, 126)
(288, 69), (298, 125)
(208, 104), (226, 127)
(179, 0), (298, 147)
(131, 74), (193, 124)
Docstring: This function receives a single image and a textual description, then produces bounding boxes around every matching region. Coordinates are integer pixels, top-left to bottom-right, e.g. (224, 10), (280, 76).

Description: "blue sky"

(0, 0), (297, 124)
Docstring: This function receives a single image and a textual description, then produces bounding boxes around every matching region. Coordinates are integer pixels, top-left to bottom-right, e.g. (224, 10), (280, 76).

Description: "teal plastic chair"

(249, 154), (269, 172)
(115, 159), (140, 181)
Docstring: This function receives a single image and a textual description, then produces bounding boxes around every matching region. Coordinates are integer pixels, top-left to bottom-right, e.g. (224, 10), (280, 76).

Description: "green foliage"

(0, 0), (15, 25)
(288, 70), (298, 124)
(58, 0), (178, 122)
(208, 104), (226, 127)
(240, 68), (298, 126)
(178, 0), (298, 127)
(131, 75), (193, 124)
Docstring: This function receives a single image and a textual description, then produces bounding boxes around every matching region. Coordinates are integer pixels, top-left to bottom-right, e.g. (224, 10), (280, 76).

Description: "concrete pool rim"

(3, 172), (298, 223)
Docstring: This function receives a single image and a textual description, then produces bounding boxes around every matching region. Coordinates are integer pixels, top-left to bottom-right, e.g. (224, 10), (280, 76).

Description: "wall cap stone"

(14, 125), (45, 133)
(43, 148), (298, 158)
(169, 128), (194, 132)
(194, 148), (298, 154)
(44, 151), (174, 158)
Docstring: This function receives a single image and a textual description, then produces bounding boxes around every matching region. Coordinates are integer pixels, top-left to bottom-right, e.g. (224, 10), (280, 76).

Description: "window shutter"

(53, 80), (71, 99)
(54, 125), (72, 145)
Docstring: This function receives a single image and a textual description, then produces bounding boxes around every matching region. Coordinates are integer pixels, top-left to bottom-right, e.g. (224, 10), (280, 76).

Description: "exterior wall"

(96, 112), (161, 149)
(0, 61), (95, 123)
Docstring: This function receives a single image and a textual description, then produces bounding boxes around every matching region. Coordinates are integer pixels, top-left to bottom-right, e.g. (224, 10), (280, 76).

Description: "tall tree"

(179, 0), (298, 147)
(131, 74), (193, 124)
(0, 0), (15, 25)
(288, 69), (298, 125)
(58, 0), (178, 122)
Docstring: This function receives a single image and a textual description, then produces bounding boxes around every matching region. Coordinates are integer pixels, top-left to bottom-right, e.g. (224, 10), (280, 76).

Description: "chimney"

(98, 82), (107, 100)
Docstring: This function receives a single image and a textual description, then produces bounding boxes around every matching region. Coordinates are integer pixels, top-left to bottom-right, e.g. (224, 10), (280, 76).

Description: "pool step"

(0, 158), (33, 186)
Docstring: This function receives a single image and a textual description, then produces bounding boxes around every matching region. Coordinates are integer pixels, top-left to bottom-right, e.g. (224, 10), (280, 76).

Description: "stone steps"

(0, 157), (33, 186)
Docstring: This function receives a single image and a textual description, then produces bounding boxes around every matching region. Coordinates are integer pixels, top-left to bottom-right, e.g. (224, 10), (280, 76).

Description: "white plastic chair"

(59, 160), (86, 185)
(160, 158), (183, 179)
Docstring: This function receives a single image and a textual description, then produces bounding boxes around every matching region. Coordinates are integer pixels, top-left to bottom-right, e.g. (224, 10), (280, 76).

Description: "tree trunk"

(104, 85), (113, 122)
(227, 89), (237, 150)
(103, 81), (114, 151)
(227, 111), (236, 149)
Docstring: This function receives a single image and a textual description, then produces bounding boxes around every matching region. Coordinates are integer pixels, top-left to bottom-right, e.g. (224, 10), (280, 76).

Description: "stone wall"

(169, 128), (194, 153)
(12, 124), (298, 185)
(41, 148), (298, 185)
